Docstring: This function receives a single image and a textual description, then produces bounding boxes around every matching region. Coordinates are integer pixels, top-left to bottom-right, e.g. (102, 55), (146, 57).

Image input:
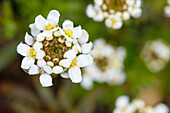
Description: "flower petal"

(72, 26), (82, 38)
(78, 30), (89, 44)
(68, 66), (82, 83)
(21, 57), (35, 69)
(60, 59), (72, 68)
(29, 23), (40, 37)
(154, 103), (169, 113)
(62, 20), (73, 30)
(28, 64), (39, 75)
(115, 95), (129, 108)
(35, 15), (48, 30)
(60, 72), (69, 78)
(64, 49), (76, 59)
(59, 27), (73, 42)
(47, 10), (60, 25)
(77, 54), (93, 67)
(36, 50), (45, 59)
(43, 66), (53, 74)
(53, 66), (63, 74)
(81, 42), (93, 54)
(25, 32), (34, 45)
(39, 73), (53, 87)
(33, 41), (43, 52)
(86, 4), (96, 18)
(73, 43), (81, 53)
(17, 42), (30, 56)
(37, 59), (46, 68)
(37, 33), (45, 42)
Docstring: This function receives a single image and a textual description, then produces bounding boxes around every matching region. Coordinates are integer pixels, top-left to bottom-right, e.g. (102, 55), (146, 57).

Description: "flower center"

(64, 29), (73, 38)
(111, 19), (116, 25)
(42, 30), (72, 67)
(29, 47), (36, 59)
(45, 23), (57, 30)
(95, 57), (108, 72)
(70, 57), (77, 68)
(102, 0), (127, 12)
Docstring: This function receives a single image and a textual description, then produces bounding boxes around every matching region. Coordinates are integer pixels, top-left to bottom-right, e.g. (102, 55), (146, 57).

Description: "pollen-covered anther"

(70, 57), (78, 68)
(45, 23), (57, 30)
(64, 29), (73, 38)
(29, 47), (36, 59)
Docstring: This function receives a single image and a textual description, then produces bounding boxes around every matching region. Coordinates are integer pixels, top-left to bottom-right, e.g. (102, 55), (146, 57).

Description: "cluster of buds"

(17, 10), (93, 87)
(113, 95), (169, 113)
(86, 0), (142, 29)
(164, 0), (170, 17)
(81, 39), (126, 90)
(140, 40), (170, 73)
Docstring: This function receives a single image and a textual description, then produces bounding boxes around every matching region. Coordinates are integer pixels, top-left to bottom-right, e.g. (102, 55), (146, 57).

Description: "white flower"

(17, 33), (44, 70)
(86, 4), (104, 22)
(153, 103), (169, 113)
(30, 10), (60, 37)
(128, 0), (142, 18)
(164, 5), (170, 17)
(61, 50), (93, 83)
(105, 14), (123, 29)
(94, 0), (103, 6)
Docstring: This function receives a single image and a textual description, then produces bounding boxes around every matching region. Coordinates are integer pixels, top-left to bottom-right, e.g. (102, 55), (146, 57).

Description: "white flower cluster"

(113, 95), (169, 113)
(86, 0), (142, 29)
(141, 40), (170, 73)
(81, 39), (126, 90)
(17, 10), (93, 87)
(164, 0), (170, 17)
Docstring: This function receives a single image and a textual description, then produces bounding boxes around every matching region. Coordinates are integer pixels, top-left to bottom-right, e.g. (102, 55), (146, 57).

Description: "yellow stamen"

(64, 29), (73, 38)
(70, 57), (77, 68)
(45, 23), (57, 30)
(111, 19), (116, 25)
(29, 47), (36, 59)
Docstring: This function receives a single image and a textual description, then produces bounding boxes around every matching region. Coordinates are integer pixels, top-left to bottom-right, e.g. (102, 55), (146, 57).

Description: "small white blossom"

(128, 0), (142, 18)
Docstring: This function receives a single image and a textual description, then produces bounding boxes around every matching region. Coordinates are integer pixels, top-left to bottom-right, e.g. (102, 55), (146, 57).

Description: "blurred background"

(0, 0), (169, 113)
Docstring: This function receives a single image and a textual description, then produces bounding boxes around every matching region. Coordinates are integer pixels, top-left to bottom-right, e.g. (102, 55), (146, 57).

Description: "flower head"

(17, 10), (93, 87)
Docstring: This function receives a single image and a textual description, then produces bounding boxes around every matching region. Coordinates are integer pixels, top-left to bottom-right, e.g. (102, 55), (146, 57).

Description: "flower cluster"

(113, 95), (169, 113)
(164, 0), (170, 17)
(86, 0), (142, 29)
(17, 10), (93, 87)
(81, 39), (126, 90)
(140, 40), (170, 73)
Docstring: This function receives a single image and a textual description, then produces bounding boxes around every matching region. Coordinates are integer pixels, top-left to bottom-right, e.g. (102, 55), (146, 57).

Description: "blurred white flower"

(141, 40), (170, 73)
(164, 5), (170, 17)
(81, 39), (126, 90)
(17, 10), (93, 87)
(86, 0), (143, 29)
(113, 95), (169, 113)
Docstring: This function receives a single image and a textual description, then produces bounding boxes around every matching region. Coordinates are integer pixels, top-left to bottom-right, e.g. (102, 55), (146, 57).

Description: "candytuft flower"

(86, 0), (143, 29)
(17, 10), (93, 87)
(81, 39), (126, 90)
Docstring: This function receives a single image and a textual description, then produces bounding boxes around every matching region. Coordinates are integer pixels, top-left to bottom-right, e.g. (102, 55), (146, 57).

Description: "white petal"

(68, 66), (82, 83)
(43, 66), (53, 74)
(53, 66), (63, 74)
(37, 59), (46, 68)
(62, 20), (74, 30)
(60, 72), (69, 78)
(59, 27), (73, 42)
(77, 54), (93, 67)
(47, 10), (60, 25)
(64, 49), (76, 59)
(33, 41), (43, 52)
(115, 95), (129, 107)
(81, 42), (93, 54)
(61, 59), (72, 68)
(131, 8), (142, 18)
(36, 50), (45, 59)
(25, 32), (34, 45)
(35, 15), (48, 30)
(81, 75), (93, 90)
(21, 57), (35, 69)
(73, 43), (81, 53)
(29, 23), (40, 37)
(17, 42), (30, 56)
(154, 103), (169, 113)
(86, 4), (96, 18)
(72, 26), (82, 38)
(94, 0), (103, 6)
(39, 73), (53, 87)
(37, 33), (45, 42)
(93, 5), (104, 21)
(28, 64), (39, 75)
(113, 21), (123, 29)
(78, 29), (89, 44)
